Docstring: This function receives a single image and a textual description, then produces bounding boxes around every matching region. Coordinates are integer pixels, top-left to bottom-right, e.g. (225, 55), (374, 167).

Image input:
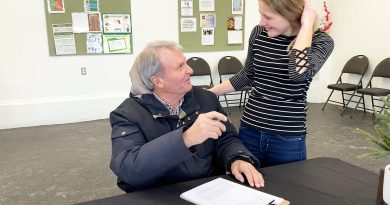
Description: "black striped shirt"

(230, 25), (334, 135)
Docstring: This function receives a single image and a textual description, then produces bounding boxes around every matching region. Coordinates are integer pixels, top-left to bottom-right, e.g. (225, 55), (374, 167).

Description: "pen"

(267, 199), (275, 205)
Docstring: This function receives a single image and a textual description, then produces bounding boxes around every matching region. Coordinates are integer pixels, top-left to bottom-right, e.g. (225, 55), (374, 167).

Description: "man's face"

(154, 48), (193, 98)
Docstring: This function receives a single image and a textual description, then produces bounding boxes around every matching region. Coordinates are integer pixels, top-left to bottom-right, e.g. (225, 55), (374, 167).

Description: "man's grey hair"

(130, 40), (183, 95)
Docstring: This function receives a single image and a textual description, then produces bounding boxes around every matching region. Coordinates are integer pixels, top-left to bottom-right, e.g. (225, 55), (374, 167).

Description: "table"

(76, 157), (379, 205)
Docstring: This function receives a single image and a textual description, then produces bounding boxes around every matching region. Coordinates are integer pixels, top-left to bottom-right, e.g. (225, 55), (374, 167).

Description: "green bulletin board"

(178, 0), (245, 52)
(44, 0), (132, 56)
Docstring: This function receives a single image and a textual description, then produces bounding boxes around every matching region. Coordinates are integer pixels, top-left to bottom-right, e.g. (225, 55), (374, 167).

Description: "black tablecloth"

(76, 157), (379, 205)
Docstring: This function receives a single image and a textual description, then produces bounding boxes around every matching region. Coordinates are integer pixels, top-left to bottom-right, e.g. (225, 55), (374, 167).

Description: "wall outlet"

(81, 67), (87, 75)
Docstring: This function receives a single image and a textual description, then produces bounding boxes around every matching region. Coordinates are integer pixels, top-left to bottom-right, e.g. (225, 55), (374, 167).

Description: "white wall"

(324, 0), (390, 109)
(0, 0), (259, 129)
(2, 0), (389, 129)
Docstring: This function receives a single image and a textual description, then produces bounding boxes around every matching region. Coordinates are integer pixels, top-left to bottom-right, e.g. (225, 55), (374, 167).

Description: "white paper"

(232, 0), (244, 14)
(180, 178), (284, 205)
(103, 34), (131, 54)
(52, 23), (73, 34)
(228, 30), (242, 44)
(54, 36), (76, 55)
(86, 33), (103, 54)
(53, 34), (76, 55)
(181, 0), (193, 16)
(200, 13), (216, 28)
(201, 28), (214, 45)
(233, 16), (242, 30)
(199, 0), (214, 11)
(383, 164), (390, 204)
(72, 12), (101, 33)
(52, 23), (76, 55)
(72, 12), (89, 33)
(108, 38), (126, 51)
(181, 18), (197, 32)
(102, 14), (131, 33)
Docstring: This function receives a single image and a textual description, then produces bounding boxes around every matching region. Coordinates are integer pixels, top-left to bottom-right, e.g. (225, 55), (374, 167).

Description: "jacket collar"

(133, 88), (200, 119)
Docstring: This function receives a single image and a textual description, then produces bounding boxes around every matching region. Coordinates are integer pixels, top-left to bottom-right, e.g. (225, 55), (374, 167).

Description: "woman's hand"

(300, 0), (318, 29)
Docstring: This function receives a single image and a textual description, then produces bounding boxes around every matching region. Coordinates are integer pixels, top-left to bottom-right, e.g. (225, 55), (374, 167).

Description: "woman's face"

(258, 0), (295, 37)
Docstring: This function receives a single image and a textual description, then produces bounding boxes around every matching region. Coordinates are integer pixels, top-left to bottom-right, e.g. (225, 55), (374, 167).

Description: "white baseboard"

(0, 94), (128, 129)
(307, 82), (327, 103)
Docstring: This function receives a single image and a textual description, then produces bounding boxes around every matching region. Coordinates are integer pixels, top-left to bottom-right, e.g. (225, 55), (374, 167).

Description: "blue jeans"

(238, 124), (306, 167)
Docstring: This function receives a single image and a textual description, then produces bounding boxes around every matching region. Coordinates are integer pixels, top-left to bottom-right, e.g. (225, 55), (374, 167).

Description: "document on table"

(180, 177), (288, 205)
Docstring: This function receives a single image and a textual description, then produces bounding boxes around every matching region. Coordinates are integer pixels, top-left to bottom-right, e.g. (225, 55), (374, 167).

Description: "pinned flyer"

(200, 13), (216, 28)
(199, 0), (215, 11)
(72, 12), (102, 33)
(47, 0), (65, 13)
(103, 34), (131, 54)
(232, 0), (244, 14)
(102, 14), (132, 33)
(181, 0), (193, 16)
(84, 0), (99, 12)
(228, 30), (242, 44)
(201, 28), (214, 46)
(181, 18), (197, 32)
(52, 24), (76, 55)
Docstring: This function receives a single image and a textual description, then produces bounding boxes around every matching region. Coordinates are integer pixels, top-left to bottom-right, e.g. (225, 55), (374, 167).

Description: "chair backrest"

(372, 58), (390, 78)
(186, 57), (213, 87)
(342, 55), (369, 75)
(217, 56), (243, 75)
(186, 57), (211, 76)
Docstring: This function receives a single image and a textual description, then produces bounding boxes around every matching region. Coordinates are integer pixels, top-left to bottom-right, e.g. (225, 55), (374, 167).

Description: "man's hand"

(231, 160), (264, 188)
(183, 111), (227, 147)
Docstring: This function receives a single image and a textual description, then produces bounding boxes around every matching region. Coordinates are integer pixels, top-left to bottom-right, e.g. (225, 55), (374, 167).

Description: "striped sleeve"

(229, 26), (263, 91)
(288, 31), (334, 82)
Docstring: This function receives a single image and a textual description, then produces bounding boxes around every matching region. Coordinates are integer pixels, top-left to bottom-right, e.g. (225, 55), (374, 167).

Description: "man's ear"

(151, 75), (163, 89)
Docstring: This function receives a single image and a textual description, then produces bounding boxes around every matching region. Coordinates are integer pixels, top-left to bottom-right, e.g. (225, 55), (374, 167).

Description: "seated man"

(109, 40), (264, 192)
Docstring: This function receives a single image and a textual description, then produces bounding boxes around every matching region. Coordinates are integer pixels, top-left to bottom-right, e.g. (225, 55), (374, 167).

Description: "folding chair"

(350, 58), (390, 122)
(217, 56), (251, 110)
(186, 57), (213, 89)
(322, 55), (369, 115)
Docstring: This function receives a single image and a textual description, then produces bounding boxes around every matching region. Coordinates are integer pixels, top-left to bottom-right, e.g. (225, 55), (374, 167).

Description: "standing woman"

(210, 0), (334, 167)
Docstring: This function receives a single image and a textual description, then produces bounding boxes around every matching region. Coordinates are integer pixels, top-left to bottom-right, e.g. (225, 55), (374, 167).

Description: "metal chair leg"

(341, 91), (357, 115)
(350, 95), (364, 118)
(223, 94), (231, 115)
(322, 89), (335, 111)
(239, 91), (244, 108)
(243, 91), (248, 108)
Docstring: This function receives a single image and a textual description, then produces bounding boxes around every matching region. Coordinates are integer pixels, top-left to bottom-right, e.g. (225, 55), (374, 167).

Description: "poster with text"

(181, 18), (197, 32)
(86, 33), (103, 54)
(232, 0), (244, 14)
(102, 14), (131, 33)
(201, 28), (214, 45)
(199, 0), (214, 11)
(200, 13), (216, 28)
(72, 12), (102, 33)
(181, 0), (193, 16)
(47, 0), (65, 13)
(84, 0), (99, 12)
(52, 23), (76, 55)
(103, 34), (131, 54)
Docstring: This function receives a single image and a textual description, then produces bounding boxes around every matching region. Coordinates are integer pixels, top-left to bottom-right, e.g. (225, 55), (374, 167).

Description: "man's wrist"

(182, 131), (193, 148)
(228, 154), (255, 171)
(232, 155), (254, 164)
